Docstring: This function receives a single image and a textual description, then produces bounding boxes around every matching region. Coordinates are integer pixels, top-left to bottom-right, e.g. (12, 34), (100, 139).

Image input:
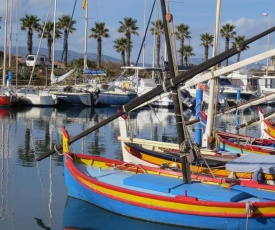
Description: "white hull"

(16, 87), (58, 106)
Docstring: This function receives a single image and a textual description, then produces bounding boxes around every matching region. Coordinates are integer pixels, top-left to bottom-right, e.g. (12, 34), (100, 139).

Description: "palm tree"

(200, 33), (214, 61)
(89, 22), (110, 68)
(38, 21), (62, 61)
(220, 23), (236, 66)
(57, 15), (77, 67)
(20, 14), (41, 55)
(150, 20), (164, 68)
(118, 17), (139, 66)
(232, 35), (249, 62)
(178, 45), (194, 66)
(113, 37), (129, 66)
(175, 23), (191, 66)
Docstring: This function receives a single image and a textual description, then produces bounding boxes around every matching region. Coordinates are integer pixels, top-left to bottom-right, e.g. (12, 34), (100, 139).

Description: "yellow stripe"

(70, 159), (275, 216)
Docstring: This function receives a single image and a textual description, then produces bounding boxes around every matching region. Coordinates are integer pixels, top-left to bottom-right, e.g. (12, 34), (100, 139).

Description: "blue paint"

(235, 89), (241, 134)
(64, 162), (275, 230)
(195, 89), (203, 146)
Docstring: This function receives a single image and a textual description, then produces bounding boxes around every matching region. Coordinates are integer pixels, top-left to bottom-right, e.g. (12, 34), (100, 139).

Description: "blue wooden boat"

(62, 126), (275, 230)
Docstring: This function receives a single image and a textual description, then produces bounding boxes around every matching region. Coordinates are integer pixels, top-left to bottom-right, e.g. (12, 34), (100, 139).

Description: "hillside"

(0, 46), (121, 63)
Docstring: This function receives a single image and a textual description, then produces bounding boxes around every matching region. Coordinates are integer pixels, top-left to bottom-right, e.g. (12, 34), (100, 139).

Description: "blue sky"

(0, 0), (274, 65)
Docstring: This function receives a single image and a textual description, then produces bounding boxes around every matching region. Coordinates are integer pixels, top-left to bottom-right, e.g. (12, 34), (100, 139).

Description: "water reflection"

(63, 197), (189, 230)
(0, 105), (273, 229)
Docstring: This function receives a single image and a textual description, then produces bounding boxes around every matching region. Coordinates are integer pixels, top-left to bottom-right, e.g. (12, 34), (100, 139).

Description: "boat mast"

(83, 0), (88, 69)
(2, 0), (8, 86)
(51, 0), (57, 74)
(202, 0), (222, 148)
(8, 0), (13, 68)
(160, 0), (192, 183)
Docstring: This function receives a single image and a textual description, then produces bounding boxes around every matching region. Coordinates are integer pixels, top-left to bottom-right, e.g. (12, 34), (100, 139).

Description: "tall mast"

(51, 0), (57, 73)
(2, 0), (8, 86)
(83, 0), (88, 69)
(143, 0), (146, 67)
(160, 0), (191, 183)
(8, 0), (13, 68)
(202, 0), (221, 148)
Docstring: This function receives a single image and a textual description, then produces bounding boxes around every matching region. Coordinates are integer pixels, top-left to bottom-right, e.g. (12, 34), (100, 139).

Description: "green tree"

(118, 17), (139, 66)
(57, 15), (77, 67)
(150, 20), (164, 68)
(178, 45), (194, 66)
(38, 21), (62, 61)
(200, 33), (214, 61)
(20, 14), (41, 55)
(175, 23), (191, 66)
(89, 22), (110, 68)
(232, 35), (249, 62)
(220, 23), (236, 66)
(113, 37), (129, 66)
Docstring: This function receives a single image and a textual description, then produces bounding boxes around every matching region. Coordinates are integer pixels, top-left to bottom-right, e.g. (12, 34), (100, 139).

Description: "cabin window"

(27, 56), (34, 61)
(270, 79), (275, 89)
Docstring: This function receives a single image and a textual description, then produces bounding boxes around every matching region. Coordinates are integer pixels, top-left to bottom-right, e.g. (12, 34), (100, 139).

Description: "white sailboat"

(48, 0), (94, 107)
(0, 0), (17, 107)
(15, 0), (58, 106)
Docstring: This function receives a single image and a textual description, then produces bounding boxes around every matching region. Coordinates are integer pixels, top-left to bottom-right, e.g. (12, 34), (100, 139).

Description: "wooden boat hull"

(64, 153), (275, 230)
(259, 106), (275, 139)
(217, 132), (275, 155)
(121, 141), (275, 181)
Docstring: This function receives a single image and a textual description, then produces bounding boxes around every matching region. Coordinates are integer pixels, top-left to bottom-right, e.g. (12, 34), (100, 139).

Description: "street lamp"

(263, 12), (271, 76)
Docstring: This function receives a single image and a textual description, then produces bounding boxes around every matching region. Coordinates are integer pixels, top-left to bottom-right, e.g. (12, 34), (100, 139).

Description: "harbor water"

(0, 104), (271, 229)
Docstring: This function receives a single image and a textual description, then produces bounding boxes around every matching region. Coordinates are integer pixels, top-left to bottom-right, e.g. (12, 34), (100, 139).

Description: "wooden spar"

(215, 92), (275, 116)
(160, 0), (192, 184)
(181, 49), (275, 90)
(238, 110), (275, 129)
(185, 92), (275, 126)
(132, 49), (275, 111)
(36, 26), (275, 161)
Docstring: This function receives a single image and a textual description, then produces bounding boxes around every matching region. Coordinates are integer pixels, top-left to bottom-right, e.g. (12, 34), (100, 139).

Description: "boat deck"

(76, 163), (274, 202)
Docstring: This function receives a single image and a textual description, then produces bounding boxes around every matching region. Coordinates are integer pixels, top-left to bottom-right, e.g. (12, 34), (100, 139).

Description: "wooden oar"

(36, 26), (275, 161)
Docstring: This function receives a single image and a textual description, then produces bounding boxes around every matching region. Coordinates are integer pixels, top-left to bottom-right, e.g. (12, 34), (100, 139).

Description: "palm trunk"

(97, 39), (102, 68)
(126, 34), (131, 66)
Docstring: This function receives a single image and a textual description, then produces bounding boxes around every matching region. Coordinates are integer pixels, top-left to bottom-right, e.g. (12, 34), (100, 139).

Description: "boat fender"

(121, 81), (130, 90)
(171, 162), (179, 170)
(228, 171), (236, 179)
(252, 167), (264, 182)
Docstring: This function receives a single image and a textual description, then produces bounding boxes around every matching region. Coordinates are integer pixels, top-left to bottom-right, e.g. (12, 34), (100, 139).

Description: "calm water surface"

(0, 104), (272, 230)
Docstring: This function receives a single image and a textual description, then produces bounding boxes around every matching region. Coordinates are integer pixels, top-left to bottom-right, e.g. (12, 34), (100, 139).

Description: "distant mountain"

(0, 46), (121, 63)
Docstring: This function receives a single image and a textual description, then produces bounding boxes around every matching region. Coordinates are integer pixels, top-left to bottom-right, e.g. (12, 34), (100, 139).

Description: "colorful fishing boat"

(62, 126), (275, 230)
(199, 110), (275, 155)
(259, 106), (275, 139)
(118, 114), (275, 182)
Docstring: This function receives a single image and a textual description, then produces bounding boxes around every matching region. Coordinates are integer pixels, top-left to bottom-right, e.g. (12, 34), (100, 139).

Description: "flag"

(82, 0), (87, 10)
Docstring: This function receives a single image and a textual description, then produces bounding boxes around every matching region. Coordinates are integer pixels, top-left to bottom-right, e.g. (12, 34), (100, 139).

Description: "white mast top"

(83, 0), (88, 69)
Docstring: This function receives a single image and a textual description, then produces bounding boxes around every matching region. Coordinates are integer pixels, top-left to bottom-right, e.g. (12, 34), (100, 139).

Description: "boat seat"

(123, 174), (251, 202)
(123, 174), (183, 193)
(171, 182), (250, 202)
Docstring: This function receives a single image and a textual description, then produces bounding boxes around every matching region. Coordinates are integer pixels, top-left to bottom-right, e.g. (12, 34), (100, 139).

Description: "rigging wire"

(59, 0), (78, 64)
